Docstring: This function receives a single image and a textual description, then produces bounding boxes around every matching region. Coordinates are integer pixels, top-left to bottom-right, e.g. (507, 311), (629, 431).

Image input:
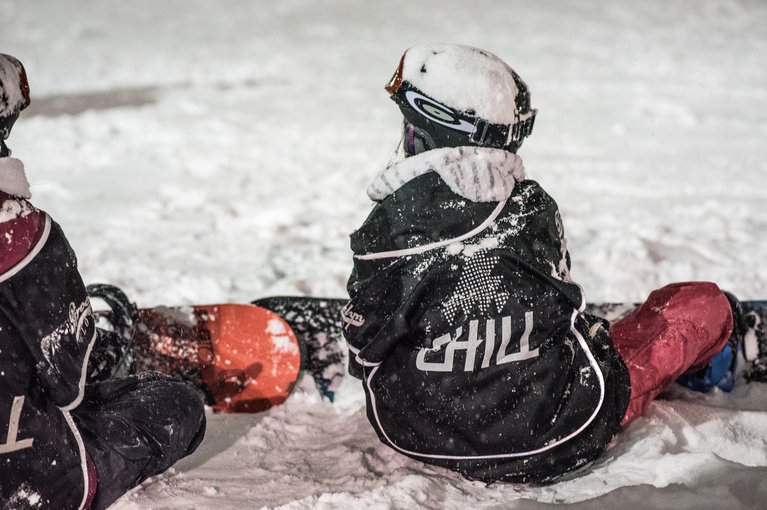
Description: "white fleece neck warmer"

(0, 157), (31, 198)
(367, 146), (525, 203)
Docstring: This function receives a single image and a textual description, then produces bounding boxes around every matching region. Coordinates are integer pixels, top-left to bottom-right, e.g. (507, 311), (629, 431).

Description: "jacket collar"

(0, 157), (31, 198)
(367, 146), (525, 203)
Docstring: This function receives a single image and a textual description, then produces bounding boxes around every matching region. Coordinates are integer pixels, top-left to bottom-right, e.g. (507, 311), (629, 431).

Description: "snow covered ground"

(3, 0), (767, 508)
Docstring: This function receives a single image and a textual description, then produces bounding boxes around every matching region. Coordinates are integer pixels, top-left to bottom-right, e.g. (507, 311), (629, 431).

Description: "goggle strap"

(471, 111), (537, 148)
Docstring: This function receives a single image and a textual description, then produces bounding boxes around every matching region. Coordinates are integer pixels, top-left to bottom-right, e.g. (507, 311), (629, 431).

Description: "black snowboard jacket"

(0, 214), (96, 509)
(344, 146), (630, 483)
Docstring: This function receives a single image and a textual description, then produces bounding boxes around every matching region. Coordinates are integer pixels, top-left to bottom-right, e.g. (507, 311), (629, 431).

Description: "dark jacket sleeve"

(0, 213), (96, 409)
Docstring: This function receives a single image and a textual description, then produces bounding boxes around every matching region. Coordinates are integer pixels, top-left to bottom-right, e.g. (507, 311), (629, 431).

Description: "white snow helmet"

(386, 44), (536, 155)
(0, 53), (31, 148)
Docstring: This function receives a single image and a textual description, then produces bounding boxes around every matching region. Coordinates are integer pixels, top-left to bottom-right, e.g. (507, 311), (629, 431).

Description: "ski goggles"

(385, 59), (536, 148)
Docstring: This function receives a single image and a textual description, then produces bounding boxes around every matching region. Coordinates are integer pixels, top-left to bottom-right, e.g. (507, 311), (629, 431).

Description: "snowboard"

(93, 299), (302, 413)
(253, 296), (767, 384)
(252, 296), (347, 401)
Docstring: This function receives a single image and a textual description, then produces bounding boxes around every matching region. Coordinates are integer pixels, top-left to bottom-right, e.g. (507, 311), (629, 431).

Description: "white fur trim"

(367, 146), (525, 203)
(0, 157), (31, 198)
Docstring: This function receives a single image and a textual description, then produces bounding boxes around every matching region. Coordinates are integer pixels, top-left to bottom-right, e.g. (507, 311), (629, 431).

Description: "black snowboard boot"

(86, 283), (138, 382)
(723, 291), (748, 356)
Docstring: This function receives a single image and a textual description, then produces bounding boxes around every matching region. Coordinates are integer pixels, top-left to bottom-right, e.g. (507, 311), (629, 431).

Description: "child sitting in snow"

(0, 53), (206, 510)
(342, 44), (753, 483)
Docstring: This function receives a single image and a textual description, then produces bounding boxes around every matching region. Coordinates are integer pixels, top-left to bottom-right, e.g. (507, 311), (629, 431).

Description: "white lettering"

(458, 320), (483, 371)
(481, 318), (495, 369)
(417, 312), (541, 372)
(497, 311), (539, 364)
(40, 299), (94, 371)
(341, 303), (365, 330)
(0, 396), (34, 454)
(416, 326), (462, 371)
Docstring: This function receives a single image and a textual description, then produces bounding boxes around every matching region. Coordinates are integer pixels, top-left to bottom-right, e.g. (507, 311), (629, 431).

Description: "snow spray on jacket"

(344, 146), (630, 483)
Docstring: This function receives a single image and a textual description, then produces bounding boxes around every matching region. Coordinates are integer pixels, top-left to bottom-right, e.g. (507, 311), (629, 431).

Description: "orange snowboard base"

(132, 304), (301, 413)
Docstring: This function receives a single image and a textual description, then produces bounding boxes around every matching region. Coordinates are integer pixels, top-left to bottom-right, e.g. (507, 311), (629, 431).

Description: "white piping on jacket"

(61, 409), (90, 510)
(60, 325), (98, 412)
(355, 199), (507, 261)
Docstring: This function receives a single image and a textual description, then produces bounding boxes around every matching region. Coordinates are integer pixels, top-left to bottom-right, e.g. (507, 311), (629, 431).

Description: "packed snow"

(3, 0), (767, 508)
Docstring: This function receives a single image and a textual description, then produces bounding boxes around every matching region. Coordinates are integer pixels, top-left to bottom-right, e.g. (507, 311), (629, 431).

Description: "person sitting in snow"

(0, 53), (206, 510)
(342, 44), (758, 483)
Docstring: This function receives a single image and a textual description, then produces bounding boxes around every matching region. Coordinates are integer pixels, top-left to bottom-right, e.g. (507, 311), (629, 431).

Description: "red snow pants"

(611, 282), (734, 426)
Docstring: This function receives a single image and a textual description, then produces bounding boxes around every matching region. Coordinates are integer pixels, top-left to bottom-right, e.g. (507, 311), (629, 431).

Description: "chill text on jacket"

(416, 311), (540, 372)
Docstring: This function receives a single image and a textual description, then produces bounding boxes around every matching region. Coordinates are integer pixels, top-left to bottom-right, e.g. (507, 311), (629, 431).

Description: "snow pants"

(71, 372), (206, 510)
(611, 282), (734, 426)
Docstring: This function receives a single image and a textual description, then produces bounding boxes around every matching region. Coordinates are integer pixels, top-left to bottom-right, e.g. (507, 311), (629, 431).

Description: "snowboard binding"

(86, 283), (138, 382)
(83, 287), (303, 413)
(743, 302), (767, 382)
(676, 292), (761, 392)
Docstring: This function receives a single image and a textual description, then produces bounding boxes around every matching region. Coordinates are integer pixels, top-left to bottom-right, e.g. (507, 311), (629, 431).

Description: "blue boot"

(676, 291), (745, 392)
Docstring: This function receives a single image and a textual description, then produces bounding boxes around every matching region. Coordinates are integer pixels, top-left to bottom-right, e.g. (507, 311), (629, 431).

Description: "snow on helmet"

(0, 53), (31, 155)
(385, 44), (536, 155)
